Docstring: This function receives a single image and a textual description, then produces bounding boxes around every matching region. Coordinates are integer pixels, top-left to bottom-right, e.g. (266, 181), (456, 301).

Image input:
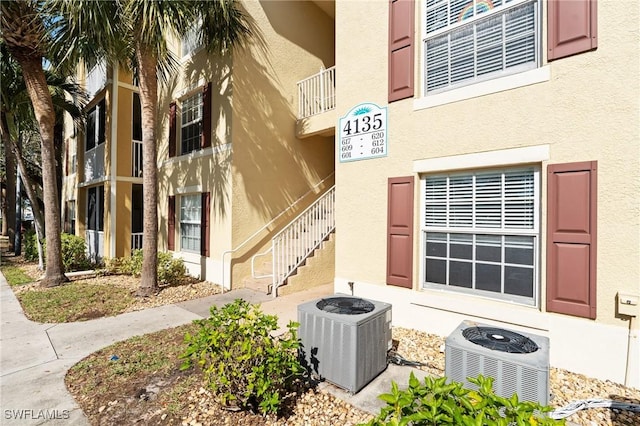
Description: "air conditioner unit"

(298, 295), (392, 393)
(445, 320), (550, 406)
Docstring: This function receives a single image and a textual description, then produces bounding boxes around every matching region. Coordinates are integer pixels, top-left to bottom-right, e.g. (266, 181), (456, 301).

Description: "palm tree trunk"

(0, 114), (17, 251)
(13, 53), (67, 287)
(7, 134), (46, 247)
(136, 46), (159, 296)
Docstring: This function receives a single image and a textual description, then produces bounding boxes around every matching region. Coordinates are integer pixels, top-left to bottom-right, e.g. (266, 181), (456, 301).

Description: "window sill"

(413, 66), (550, 111)
(164, 143), (231, 166)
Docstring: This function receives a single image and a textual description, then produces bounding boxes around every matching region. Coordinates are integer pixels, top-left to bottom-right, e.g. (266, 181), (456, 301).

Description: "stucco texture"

(335, 0), (639, 326)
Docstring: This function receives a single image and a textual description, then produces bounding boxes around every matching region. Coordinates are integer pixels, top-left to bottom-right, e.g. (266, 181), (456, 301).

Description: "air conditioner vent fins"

(462, 326), (539, 354)
(298, 295), (392, 393)
(316, 297), (375, 315)
(446, 320), (550, 405)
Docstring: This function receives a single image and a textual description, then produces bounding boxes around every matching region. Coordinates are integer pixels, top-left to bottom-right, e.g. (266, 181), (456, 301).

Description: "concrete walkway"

(2, 273), (418, 425)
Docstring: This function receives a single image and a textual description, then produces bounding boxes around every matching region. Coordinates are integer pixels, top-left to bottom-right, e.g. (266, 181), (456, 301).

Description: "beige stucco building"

(62, 1), (337, 292)
(61, 0), (639, 388)
(327, 0), (639, 388)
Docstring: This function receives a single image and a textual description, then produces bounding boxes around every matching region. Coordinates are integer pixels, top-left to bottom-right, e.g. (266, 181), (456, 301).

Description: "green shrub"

(363, 373), (565, 426)
(23, 229), (38, 262)
(157, 251), (186, 284)
(25, 233), (92, 272)
(120, 249), (144, 276)
(180, 299), (304, 415)
(60, 233), (91, 272)
(107, 250), (186, 285)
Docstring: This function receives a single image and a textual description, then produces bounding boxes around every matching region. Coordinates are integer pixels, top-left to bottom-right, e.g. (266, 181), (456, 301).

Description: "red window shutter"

(546, 161), (597, 319)
(387, 176), (414, 288)
(388, 0), (414, 102)
(201, 83), (212, 149)
(168, 102), (177, 157)
(548, 0), (597, 61)
(201, 192), (210, 257)
(168, 195), (176, 251)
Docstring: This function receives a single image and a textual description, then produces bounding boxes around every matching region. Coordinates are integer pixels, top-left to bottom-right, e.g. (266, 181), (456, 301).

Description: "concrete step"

(277, 233), (335, 296)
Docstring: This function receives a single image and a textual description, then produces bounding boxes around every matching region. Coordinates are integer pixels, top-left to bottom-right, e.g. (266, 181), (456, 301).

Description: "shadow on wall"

(157, 48), (234, 225)
(231, 4), (335, 225)
(155, 4), (336, 285)
(261, 0), (335, 65)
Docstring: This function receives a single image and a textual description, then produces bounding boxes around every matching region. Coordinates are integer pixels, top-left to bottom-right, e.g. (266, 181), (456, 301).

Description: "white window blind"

(424, 0), (539, 94)
(425, 169), (535, 231)
(181, 92), (203, 155)
(180, 195), (201, 253)
(422, 167), (539, 304)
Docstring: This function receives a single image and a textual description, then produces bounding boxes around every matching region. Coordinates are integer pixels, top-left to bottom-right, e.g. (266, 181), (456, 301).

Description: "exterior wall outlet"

(618, 293), (639, 317)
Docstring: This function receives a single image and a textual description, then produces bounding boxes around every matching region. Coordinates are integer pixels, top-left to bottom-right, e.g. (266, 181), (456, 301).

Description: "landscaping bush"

(180, 299), (304, 415)
(363, 373), (565, 426)
(156, 251), (186, 284)
(105, 250), (186, 285)
(23, 229), (38, 262)
(22, 232), (91, 272)
(60, 233), (91, 272)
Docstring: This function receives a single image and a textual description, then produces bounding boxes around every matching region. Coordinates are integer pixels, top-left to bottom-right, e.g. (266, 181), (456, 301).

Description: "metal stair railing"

(252, 185), (335, 297)
(222, 173), (334, 292)
(297, 66), (336, 119)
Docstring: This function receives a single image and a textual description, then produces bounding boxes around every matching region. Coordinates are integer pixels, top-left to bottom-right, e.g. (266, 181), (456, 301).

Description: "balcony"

(132, 140), (143, 177)
(296, 66), (336, 139)
(84, 144), (105, 182)
(86, 60), (107, 98)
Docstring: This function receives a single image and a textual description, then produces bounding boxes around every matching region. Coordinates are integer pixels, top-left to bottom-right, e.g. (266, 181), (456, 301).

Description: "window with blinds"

(181, 92), (203, 155)
(424, 0), (539, 94)
(422, 167), (539, 304)
(180, 194), (202, 253)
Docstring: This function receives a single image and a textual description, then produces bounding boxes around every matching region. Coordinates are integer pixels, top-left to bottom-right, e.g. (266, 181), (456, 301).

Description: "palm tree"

(1, 44), (86, 266)
(1, 1), (68, 286)
(50, 0), (251, 296)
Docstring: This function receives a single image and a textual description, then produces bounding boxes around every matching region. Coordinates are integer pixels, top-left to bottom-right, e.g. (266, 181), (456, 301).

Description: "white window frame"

(181, 24), (202, 59)
(85, 100), (105, 151)
(420, 166), (540, 306)
(421, 0), (541, 97)
(180, 91), (203, 156)
(179, 194), (201, 254)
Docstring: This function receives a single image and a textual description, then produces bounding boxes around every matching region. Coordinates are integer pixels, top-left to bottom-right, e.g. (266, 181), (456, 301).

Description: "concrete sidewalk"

(1, 273), (422, 425)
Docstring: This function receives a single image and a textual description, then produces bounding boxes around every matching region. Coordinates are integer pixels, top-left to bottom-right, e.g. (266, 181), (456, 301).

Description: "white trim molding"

(413, 145), (550, 173)
(162, 143), (232, 167)
(414, 66), (550, 111)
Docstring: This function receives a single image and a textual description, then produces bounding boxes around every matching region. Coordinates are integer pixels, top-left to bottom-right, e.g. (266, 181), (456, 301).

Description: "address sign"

(338, 103), (388, 163)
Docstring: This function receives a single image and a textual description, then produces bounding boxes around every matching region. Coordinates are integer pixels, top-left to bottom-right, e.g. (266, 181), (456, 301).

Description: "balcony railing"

(86, 230), (104, 262)
(297, 66), (335, 119)
(84, 144), (105, 182)
(131, 232), (143, 250)
(132, 140), (143, 177)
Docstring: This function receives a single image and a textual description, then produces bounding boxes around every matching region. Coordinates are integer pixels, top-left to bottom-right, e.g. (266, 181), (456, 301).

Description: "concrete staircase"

(243, 232), (335, 295)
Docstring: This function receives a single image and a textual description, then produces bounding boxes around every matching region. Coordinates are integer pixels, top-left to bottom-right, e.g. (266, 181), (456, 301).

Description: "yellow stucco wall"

(115, 88), (133, 178)
(157, 0), (335, 286)
(229, 0), (336, 285)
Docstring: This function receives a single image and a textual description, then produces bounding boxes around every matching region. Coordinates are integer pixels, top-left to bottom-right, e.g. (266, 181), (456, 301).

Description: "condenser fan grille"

(316, 297), (375, 315)
(462, 326), (539, 354)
